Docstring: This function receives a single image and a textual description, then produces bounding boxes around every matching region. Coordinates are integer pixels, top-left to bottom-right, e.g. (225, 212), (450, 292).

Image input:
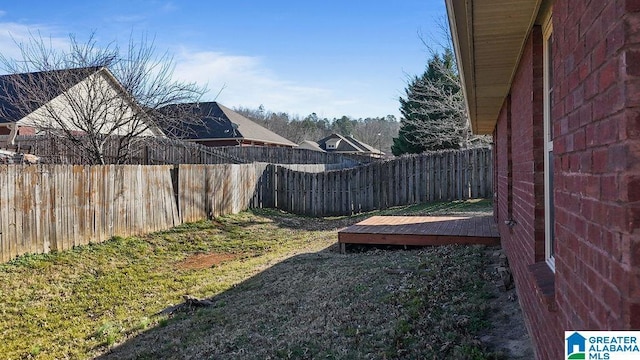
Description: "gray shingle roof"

(159, 102), (297, 147)
(345, 135), (382, 154)
(298, 140), (326, 152)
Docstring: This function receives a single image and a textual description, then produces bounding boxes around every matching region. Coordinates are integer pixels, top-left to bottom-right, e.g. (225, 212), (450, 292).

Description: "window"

(543, 19), (555, 271)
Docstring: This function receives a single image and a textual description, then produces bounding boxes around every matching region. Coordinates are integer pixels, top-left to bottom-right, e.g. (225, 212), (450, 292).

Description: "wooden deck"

(338, 215), (500, 253)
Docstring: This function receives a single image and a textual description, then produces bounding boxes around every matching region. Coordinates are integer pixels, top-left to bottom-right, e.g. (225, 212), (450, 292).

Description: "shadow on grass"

(96, 243), (496, 360)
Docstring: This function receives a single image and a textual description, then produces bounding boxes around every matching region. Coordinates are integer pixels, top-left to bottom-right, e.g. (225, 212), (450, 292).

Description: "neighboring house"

(158, 102), (297, 147)
(447, 1), (640, 359)
(317, 133), (384, 158)
(0, 66), (163, 145)
(297, 140), (326, 152)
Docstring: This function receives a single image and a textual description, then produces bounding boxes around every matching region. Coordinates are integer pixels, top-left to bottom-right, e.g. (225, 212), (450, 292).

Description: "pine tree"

(392, 48), (470, 156)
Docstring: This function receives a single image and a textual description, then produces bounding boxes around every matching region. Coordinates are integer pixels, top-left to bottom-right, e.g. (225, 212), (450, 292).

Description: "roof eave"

(241, 137), (298, 147)
(446, 0), (475, 133)
(446, 0), (543, 135)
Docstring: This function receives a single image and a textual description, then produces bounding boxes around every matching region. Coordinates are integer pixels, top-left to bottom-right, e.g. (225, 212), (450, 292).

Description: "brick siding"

(554, 0), (640, 331)
(496, 26), (561, 360)
(495, 1), (640, 358)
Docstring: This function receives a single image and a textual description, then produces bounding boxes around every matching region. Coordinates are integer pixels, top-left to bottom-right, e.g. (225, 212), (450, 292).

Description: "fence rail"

(213, 146), (372, 166)
(13, 136), (368, 167)
(14, 136), (246, 165)
(0, 147), (492, 263)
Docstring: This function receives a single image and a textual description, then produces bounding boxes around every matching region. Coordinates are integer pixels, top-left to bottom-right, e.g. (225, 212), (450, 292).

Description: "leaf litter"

(99, 201), (532, 360)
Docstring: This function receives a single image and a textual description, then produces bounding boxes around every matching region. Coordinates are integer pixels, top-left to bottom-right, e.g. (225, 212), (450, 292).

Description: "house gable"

(0, 67), (162, 138)
(16, 69), (159, 137)
(0, 67), (99, 124)
(317, 133), (383, 156)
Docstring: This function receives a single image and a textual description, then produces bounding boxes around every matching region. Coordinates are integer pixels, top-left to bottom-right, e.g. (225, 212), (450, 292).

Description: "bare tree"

(393, 47), (492, 155)
(406, 48), (469, 148)
(235, 106), (327, 143)
(237, 105), (400, 154)
(0, 33), (206, 164)
(235, 106), (297, 141)
(351, 115), (399, 155)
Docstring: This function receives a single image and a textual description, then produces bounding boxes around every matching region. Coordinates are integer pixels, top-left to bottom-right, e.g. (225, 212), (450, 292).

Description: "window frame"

(543, 18), (555, 271)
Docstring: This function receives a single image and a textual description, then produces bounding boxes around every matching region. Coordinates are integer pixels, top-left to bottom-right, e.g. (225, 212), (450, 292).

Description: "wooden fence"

(0, 147), (492, 262)
(177, 164), (271, 222)
(271, 148), (492, 216)
(0, 163), (268, 263)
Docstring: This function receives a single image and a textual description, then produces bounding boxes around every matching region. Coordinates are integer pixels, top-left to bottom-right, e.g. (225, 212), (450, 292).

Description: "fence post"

(170, 165), (180, 222)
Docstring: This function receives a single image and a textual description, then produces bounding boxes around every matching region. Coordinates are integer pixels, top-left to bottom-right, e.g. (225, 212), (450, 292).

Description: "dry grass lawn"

(0, 199), (531, 359)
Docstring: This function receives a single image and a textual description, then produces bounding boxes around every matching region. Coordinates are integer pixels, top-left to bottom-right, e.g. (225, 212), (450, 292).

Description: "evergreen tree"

(332, 116), (355, 136)
(392, 48), (470, 156)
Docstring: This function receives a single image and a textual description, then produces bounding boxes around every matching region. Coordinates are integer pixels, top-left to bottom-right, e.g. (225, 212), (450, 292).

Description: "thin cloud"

(0, 22), (69, 68)
(161, 2), (178, 13)
(173, 49), (341, 117)
(0, 20), (392, 118)
(110, 14), (147, 23)
(170, 50), (398, 118)
(110, 2), (176, 23)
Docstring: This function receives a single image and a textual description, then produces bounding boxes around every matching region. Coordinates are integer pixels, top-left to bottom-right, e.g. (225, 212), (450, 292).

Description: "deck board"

(338, 215), (500, 252)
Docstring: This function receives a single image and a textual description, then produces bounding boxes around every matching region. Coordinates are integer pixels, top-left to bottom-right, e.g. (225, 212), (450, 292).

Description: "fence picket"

(0, 167), (8, 262)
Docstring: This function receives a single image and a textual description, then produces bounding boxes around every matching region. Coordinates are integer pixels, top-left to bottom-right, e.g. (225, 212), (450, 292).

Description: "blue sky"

(0, 1), (447, 119)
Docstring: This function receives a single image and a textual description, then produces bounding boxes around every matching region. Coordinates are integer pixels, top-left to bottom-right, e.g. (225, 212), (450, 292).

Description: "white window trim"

(543, 19), (555, 272)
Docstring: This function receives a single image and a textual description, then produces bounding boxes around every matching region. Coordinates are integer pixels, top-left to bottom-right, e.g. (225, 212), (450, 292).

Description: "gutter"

(446, 0), (474, 133)
(185, 137), (298, 147)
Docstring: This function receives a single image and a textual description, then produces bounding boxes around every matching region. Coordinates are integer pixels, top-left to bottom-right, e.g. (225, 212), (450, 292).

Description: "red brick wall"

(624, 1), (640, 328)
(496, 27), (561, 360)
(495, 1), (640, 359)
(494, 99), (508, 228)
(553, 0), (640, 333)
(17, 126), (35, 136)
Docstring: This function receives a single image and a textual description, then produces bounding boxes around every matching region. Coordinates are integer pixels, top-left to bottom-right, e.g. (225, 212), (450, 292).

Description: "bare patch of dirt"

(481, 248), (535, 359)
(176, 253), (240, 270)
